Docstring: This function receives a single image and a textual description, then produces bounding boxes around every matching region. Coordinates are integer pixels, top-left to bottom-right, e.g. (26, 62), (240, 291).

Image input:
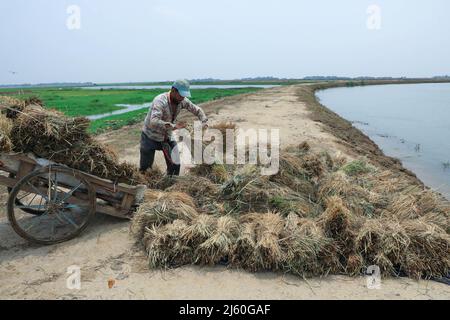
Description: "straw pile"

(3, 96), (447, 279)
(133, 136), (450, 280)
(0, 96), (144, 185)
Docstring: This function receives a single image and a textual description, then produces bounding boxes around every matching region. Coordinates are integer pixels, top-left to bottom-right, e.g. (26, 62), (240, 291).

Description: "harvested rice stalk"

(400, 220), (450, 279)
(189, 163), (231, 184)
(166, 175), (220, 209)
(319, 196), (357, 259)
(140, 168), (165, 189)
(356, 218), (411, 275)
(318, 171), (367, 199)
(385, 190), (447, 220)
(195, 215), (240, 265)
(270, 152), (317, 197)
(283, 141), (311, 154)
(252, 212), (285, 270)
(301, 153), (326, 180)
(0, 114), (13, 152)
(181, 214), (217, 247)
(0, 113), (13, 134)
(281, 217), (337, 276)
(0, 132), (12, 153)
(354, 217), (450, 278)
(143, 220), (193, 268)
(346, 253), (365, 276)
(230, 222), (258, 270)
(369, 170), (412, 194)
(355, 219), (385, 262)
(419, 212), (450, 232)
(221, 165), (311, 214)
(131, 191), (198, 239)
(0, 96), (26, 119)
(269, 193), (317, 217)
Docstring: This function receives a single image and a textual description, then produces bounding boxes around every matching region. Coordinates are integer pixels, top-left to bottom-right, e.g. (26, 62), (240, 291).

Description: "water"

(316, 83), (450, 199)
(82, 84), (279, 90)
(87, 103), (151, 120)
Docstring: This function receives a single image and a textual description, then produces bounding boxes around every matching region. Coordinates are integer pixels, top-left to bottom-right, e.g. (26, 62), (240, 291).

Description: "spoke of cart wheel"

(27, 192), (38, 207)
(49, 175), (56, 201)
(58, 210), (79, 229)
(23, 214), (45, 232)
(60, 182), (83, 202)
(63, 204), (80, 210)
(52, 172), (59, 202)
(17, 191), (32, 202)
(27, 182), (49, 201)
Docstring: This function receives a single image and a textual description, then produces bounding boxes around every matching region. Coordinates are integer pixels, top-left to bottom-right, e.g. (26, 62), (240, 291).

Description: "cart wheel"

(7, 165), (96, 245)
(7, 173), (47, 216)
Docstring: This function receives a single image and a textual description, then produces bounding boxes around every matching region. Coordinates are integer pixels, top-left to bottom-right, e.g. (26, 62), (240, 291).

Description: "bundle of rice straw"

(131, 190), (199, 239)
(181, 214), (217, 247)
(221, 165), (314, 215)
(280, 214), (336, 276)
(0, 113), (13, 152)
(355, 217), (450, 278)
(235, 212), (285, 270)
(386, 190), (449, 220)
(319, 196), (359, 262)
(230, 221), (258, 270)
(269, 152), (316, 196)
(189, 163), (232, 184)
(0, 96), (26, 119)
(143, 219), (193, 268)
(195, 215), (240, 265)
(165, 175), (220, 210)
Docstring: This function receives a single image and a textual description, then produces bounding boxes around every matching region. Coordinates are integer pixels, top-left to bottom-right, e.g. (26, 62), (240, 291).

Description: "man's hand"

(202, 122), (209, 130)
(174, 122), (186, 130)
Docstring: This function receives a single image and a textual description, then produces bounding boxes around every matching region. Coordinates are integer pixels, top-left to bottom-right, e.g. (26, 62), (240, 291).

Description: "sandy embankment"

(0, 84), (449, 299)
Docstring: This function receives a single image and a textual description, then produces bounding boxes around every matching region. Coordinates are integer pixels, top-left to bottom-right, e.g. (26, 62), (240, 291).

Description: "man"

(140, 79), (208, 176)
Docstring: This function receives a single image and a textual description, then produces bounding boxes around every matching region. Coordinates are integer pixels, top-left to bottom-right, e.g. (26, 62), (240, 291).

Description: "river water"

(316, 83), (450, 199)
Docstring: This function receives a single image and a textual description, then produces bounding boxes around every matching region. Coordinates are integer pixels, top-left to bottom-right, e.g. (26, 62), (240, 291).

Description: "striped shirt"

(142, 92), (208, 142)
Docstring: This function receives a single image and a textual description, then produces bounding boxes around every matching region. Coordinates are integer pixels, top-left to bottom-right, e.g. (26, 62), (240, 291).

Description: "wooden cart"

(0, 152), (146, 245)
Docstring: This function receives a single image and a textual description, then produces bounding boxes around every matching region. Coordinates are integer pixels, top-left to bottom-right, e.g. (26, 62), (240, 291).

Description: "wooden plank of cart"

(0, 152), (147, 245)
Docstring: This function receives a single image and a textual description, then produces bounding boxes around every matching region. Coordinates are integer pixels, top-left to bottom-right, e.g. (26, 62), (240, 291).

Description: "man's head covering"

(172, 79), (191, 98)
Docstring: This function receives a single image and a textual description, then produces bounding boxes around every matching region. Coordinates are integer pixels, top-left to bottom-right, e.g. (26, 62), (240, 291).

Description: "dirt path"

(1, 85), (448, 300)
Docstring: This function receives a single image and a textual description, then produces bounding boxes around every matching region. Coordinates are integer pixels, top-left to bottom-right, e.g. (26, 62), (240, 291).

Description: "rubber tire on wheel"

(7, 165), (96, 245)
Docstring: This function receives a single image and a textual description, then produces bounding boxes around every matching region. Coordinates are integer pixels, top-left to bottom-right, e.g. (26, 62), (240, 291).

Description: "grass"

(1, 87), (262, 134)
(341, 159), (374, 176)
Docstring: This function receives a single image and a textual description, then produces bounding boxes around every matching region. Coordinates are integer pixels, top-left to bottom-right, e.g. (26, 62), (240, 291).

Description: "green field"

(2, 87), (262, 134)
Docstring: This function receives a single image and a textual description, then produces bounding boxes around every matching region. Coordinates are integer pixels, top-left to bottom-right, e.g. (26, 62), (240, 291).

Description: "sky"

(1, 0), (450, 84)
